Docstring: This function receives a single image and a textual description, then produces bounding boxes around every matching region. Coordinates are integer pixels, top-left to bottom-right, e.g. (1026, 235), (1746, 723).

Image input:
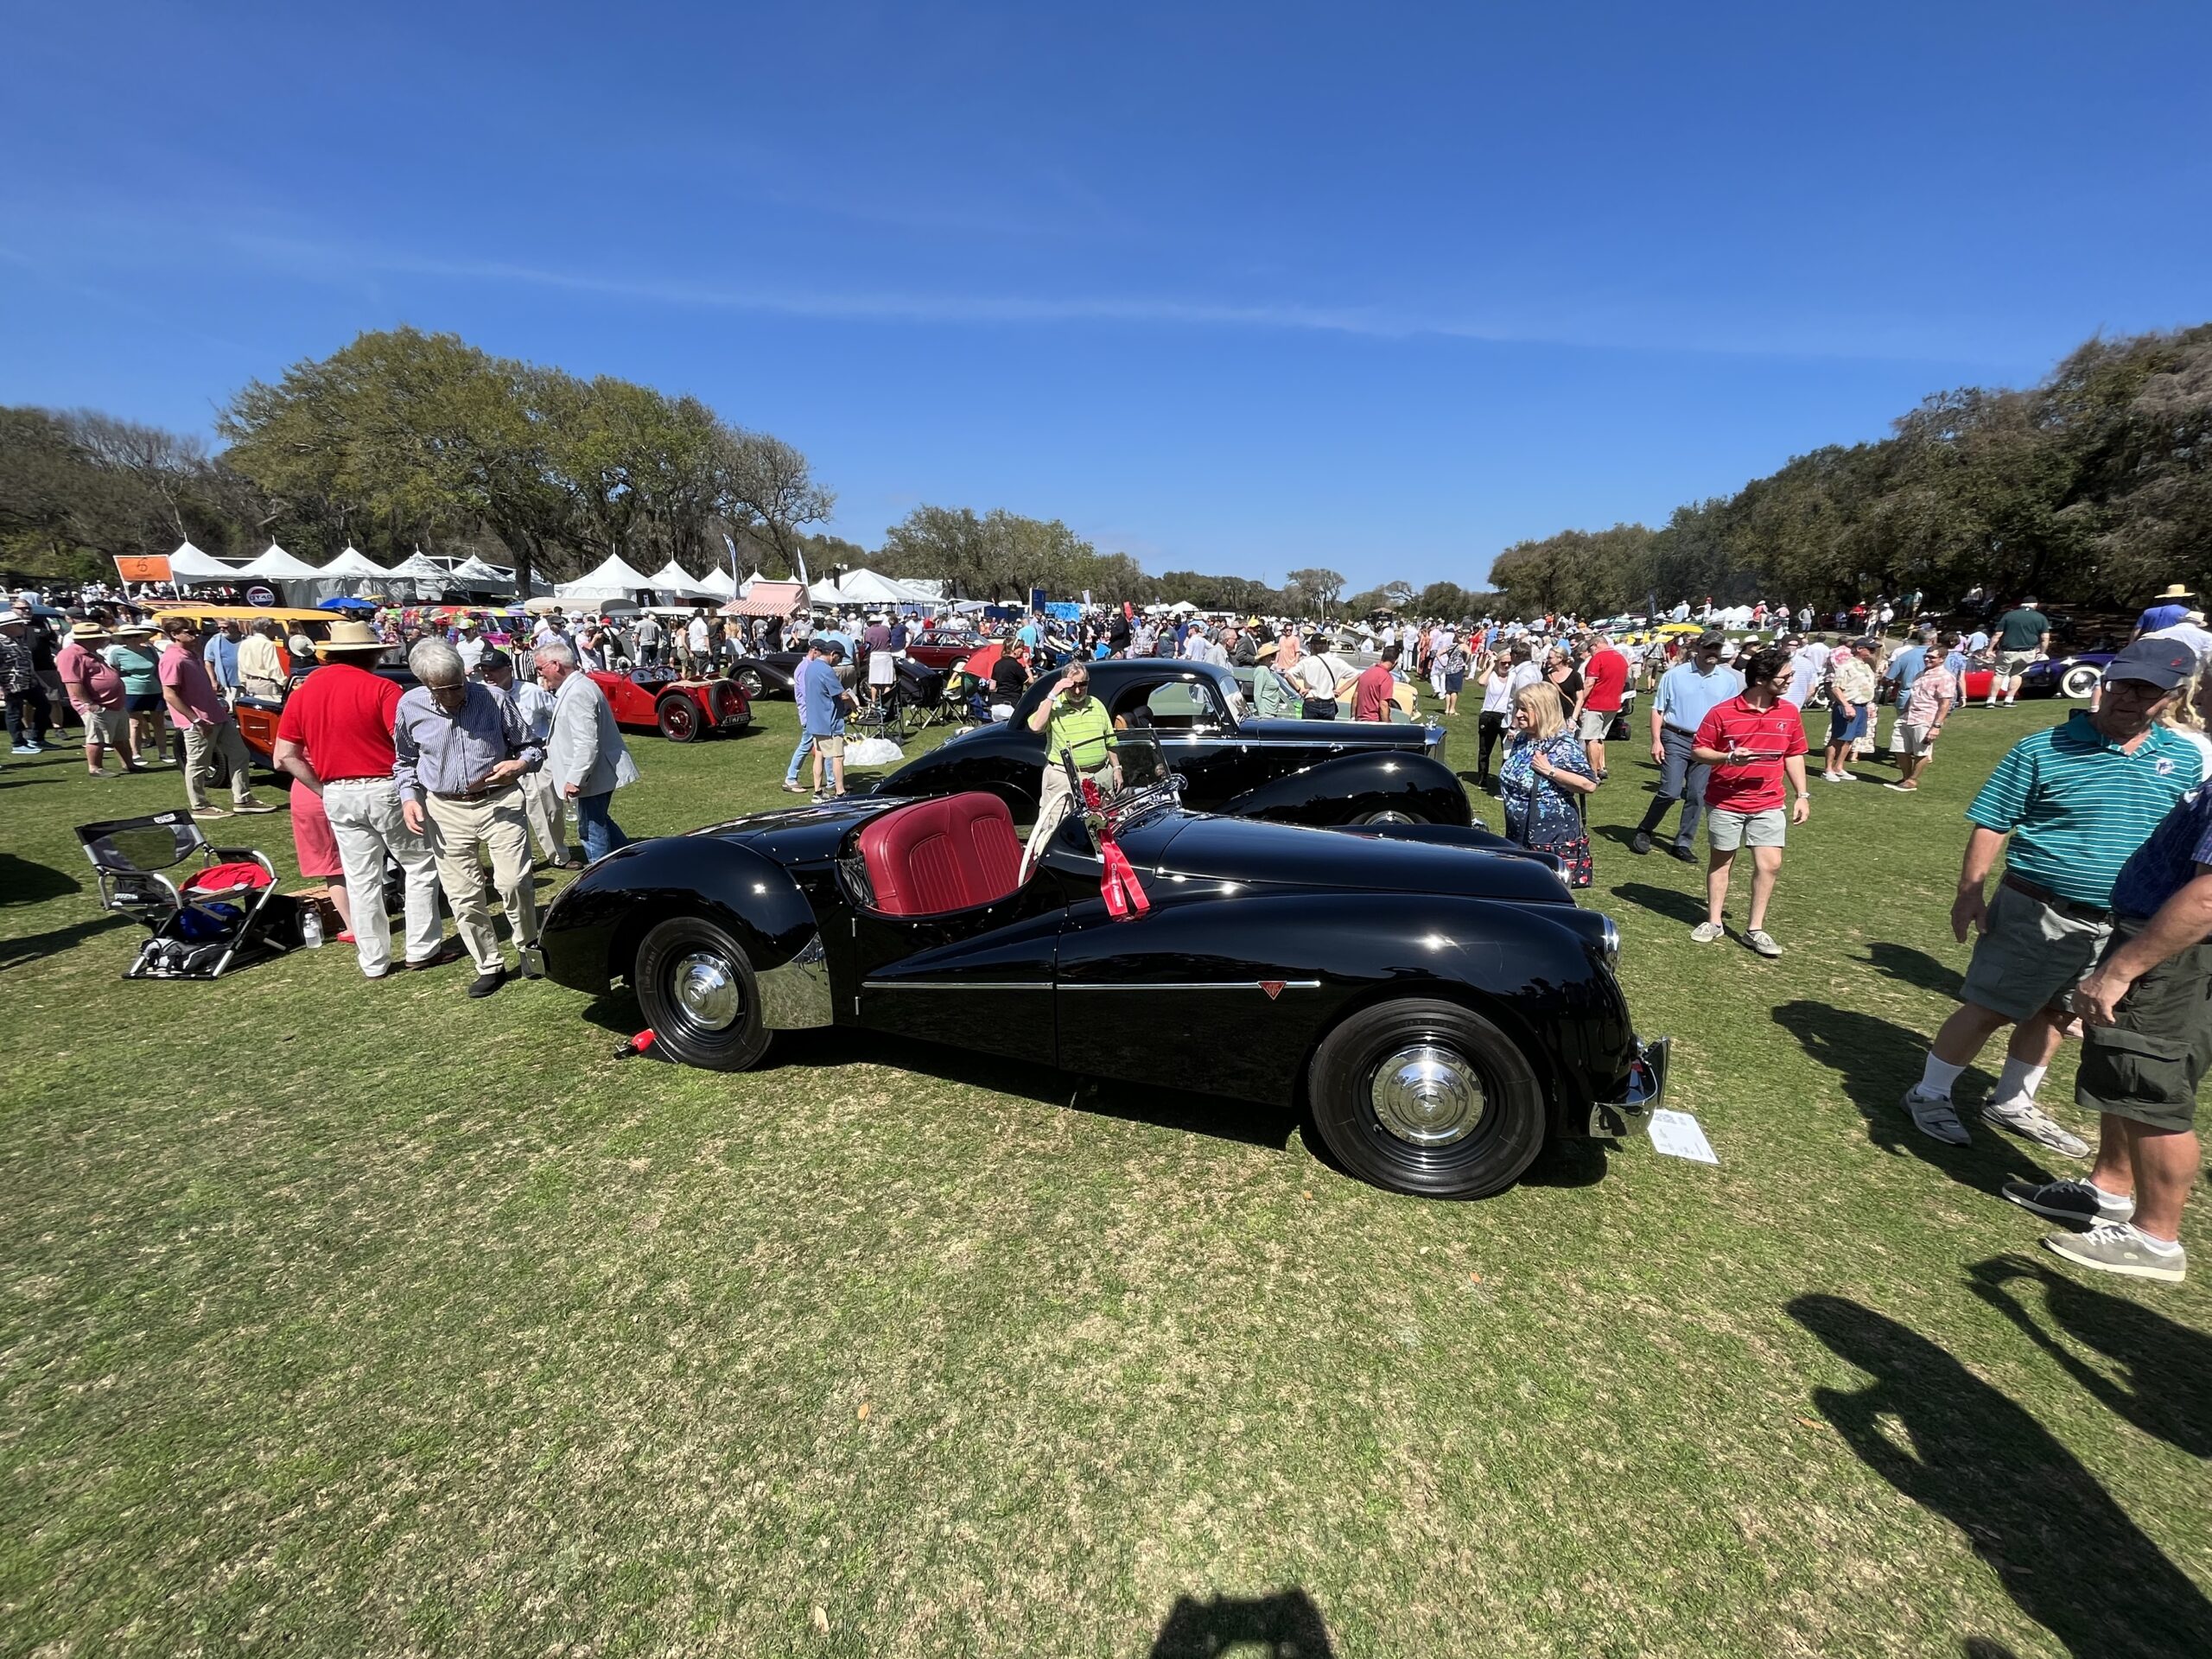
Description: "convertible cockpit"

(852, 791), (1026, 917)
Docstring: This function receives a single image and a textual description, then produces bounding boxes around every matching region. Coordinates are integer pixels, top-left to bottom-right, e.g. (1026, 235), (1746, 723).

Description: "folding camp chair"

(73, 810), (295, 979)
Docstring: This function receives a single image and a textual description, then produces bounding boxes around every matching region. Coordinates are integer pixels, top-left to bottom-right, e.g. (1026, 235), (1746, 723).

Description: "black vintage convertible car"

(539, 735), (1666, 1199)
(875, 658), (1470, 828)
(727, 646), (947, 707)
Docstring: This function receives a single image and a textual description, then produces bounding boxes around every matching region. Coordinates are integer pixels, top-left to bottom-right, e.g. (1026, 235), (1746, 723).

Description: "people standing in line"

(54, 620), (137, 776)
(105, 621), (169, 764)
(1986, 595), (2051, 708)
(271, 618), (451, 981)
(1899, 640), (2206, 1156)
(538, 639), (639, 861)
(157, 617), (276, 819)
(1351, 645), (1400, 721)
(1887, 632), (1959, 793)
(1573, 632), (1629, 781)
(1631, 631), (1742, 861)
(1473, 651), (1516, 790)
(1688, 645), (1810, 957)
(480, 649), (569, 867)
(393, 639), (544, 1000)
(1498, 683), (1596, 886)
(2004, 722), (2212, 1284)
(1821, 644), (1877, 782)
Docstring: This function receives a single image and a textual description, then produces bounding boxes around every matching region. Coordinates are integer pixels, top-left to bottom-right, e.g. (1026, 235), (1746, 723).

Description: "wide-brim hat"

(2158, 583), (2196, 600)
(1255, 639), (1282, 659)
(67, 621), (110, 642)
(317, 619), (391, 657)
(115, 622), (155, 638)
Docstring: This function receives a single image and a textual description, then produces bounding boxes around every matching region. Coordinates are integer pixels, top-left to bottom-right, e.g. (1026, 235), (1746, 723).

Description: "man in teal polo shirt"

(1902, 639), (2205, 1153)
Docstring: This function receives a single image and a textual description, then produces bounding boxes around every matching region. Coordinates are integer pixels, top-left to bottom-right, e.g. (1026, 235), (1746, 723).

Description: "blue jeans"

(1635, 726), (1709, 850)
(574, 791), (630, 863)
(784, 730), (815, 786)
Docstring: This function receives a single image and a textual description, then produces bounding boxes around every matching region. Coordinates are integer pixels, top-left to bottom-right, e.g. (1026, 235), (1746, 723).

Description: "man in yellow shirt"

(1023, 664), (1119, 861)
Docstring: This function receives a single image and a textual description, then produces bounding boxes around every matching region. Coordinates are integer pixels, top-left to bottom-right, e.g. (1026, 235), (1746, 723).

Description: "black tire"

(657, 696), (701, 742)
(735, 667), (767, 699)
(1306, 998), (1545, 1198)
(633, 916), (771, 1071)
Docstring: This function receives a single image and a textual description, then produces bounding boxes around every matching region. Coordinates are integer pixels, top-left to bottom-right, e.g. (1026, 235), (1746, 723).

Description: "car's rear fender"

(539, 836), (821, 995)
(1224, 750), (1472, 827)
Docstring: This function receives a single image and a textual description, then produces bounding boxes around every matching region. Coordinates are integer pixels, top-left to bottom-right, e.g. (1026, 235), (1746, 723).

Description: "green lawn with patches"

(2, 692), (2207, 1658)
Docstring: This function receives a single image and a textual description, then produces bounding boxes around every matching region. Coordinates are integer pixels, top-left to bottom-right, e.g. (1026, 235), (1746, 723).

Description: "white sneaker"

(1690, 921), (1725, 944)
(1982, 1096), (2091, 1159)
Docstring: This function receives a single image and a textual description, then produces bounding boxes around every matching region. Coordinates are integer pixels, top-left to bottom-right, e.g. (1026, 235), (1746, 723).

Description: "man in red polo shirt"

(1691, 644), (1811, 957)
(1352, 645), (1401, 721)
(271, 620), (450, 981)
(1573, 632), (1630, 780)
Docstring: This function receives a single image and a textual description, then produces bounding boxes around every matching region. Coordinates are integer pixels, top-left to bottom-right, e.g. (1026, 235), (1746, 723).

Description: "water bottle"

(301, 906), (324, 949)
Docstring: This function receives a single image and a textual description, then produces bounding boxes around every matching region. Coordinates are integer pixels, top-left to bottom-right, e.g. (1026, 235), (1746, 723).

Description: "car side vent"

(838, 852), (877, 911)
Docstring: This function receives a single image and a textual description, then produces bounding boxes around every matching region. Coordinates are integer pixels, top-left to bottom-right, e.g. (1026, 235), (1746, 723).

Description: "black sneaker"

(1630, 830), (1653, 855)
(1669, 842), (1697, 862)
(467, 968), (506, 999)
(2004, 1177), (2133, 1226)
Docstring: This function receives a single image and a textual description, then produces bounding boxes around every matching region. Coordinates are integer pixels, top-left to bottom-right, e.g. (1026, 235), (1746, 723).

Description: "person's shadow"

(1772, 1001), (2056, 1195)
(1793, 1294), (2212, 1658)
(1609, 880), (1707, 925)
(1148, 1589), (1335, 1657)
(1967, 1255), (2212, 1459)
(1863, 940), (1965, 999)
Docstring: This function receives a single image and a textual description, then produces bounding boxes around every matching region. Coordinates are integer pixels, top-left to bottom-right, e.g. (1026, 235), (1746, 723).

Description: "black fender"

(1224, 750), (1472, 827)
(874, 727), (1042, 817)
(539, 836), (819, 994)
(728, 656), (795, 696)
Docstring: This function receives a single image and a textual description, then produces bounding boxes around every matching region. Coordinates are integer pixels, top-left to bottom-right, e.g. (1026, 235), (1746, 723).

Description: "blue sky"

(3, 2), (2206, 589)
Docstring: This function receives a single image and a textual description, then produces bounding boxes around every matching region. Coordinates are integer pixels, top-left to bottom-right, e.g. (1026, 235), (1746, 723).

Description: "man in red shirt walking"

(1352, 645), (1401, 721)
(1573, 632), (1630, 779)
(271, 620), (450, 981)
(1690, 645), (1811, 957)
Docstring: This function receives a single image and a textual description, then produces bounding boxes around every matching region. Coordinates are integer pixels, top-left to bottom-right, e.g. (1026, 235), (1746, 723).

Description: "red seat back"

(855, 792), (1024, 916)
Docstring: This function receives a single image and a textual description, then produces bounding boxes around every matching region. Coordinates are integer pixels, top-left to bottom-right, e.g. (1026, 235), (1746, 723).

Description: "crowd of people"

(10, 575), (2212, 1284)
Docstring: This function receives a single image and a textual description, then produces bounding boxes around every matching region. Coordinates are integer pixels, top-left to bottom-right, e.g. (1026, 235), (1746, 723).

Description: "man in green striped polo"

(1901, 639), (2207, 1154)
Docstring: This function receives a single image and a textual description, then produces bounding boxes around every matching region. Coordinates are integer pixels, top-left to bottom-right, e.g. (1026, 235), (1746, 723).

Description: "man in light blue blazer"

(535, 639), (640, 863)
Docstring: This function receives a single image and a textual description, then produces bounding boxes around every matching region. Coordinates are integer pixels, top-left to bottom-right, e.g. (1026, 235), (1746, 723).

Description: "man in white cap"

(272, 619), (453, 979)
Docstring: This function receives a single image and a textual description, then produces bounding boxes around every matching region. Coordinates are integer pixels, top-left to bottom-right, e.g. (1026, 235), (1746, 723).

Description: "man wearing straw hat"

(2133, 584), (2196, 642)
(272, 619), (454, 980)
(54, 620), (138, 776)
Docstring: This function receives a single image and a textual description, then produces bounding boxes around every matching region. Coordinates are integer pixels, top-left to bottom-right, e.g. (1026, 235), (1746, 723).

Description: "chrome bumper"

(1588, 1035), (1669, 1138)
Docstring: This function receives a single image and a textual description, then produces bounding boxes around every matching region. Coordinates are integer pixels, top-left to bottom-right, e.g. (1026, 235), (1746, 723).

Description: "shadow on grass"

(0, 912), (132, 972)
(1149, 1589), (1335, 1657)
(1610, 881), (1707, 925)
(576, 991), (1299, 1153)
(1967, 1255), (2212, 1459)
(0, 850), (81, 906)
(1793, 1294), (2212, 1659)
(1771, 1000), (2055, 1195)
(1863, 940), (1964, 999)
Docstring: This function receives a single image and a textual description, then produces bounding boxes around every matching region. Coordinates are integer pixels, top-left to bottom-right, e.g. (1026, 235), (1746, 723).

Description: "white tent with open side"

(645, 559), (714, 598)
(449, 555), (514, 589)
(807, 575), (849, 604)
(556, 552), (658, 602)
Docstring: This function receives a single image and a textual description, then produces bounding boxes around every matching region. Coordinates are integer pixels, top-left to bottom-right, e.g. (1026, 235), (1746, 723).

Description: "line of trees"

(1488, 324), (2212, 620)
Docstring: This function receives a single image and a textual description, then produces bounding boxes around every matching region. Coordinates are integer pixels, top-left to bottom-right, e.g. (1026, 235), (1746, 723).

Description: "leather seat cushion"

(856, 792), (1024, 916)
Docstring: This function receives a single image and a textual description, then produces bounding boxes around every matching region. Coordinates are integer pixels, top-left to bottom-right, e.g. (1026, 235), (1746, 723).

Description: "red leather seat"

(856, 791), (1025, 916)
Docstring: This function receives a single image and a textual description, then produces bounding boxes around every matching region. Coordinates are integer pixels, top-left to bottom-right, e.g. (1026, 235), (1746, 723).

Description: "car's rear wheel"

(657, 696), (701, 741)
(735, 667), (766, 699)
(1307, 998), (1545, 1198)
(2059, 664), (2101, 700)
(633, 916), (770, 1071)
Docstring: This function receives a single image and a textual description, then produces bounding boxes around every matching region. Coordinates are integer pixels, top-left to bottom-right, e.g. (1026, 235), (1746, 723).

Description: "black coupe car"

(539, 735), (1666, 1199)
(875, 658), (1469, 828)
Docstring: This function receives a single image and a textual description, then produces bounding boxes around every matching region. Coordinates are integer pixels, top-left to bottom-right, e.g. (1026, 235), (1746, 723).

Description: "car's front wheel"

(633, 917), (770, 1071)
(1307, 998), (1545, 1198)
(2059, 663), (2101, 700)
(734, 667), (766, 699)
(658, 696), (701, 741)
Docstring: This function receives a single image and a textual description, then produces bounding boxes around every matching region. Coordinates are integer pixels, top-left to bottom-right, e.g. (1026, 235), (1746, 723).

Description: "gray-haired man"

(393, 638), (543, 998)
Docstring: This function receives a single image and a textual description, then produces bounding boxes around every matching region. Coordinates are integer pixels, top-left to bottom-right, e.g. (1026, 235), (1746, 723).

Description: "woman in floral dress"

(1497, 682), (1598, 887)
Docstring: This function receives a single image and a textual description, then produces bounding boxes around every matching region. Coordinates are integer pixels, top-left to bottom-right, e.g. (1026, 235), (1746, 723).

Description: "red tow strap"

(1081, 777), (1151, 920)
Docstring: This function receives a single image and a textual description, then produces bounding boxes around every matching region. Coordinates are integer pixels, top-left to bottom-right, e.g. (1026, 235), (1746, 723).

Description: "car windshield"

(1056, 729), (1181, 846)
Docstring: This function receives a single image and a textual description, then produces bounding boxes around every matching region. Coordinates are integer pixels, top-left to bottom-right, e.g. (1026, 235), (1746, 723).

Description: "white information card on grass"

(1648, 1109), (1719, 1165)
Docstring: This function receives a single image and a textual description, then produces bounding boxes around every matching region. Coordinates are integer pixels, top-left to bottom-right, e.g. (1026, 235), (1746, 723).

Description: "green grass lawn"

(2, 691), (2207, 1658)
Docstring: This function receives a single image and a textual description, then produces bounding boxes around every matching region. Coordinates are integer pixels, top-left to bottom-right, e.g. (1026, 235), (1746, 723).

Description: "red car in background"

(587, 669), (752, 742)
(903, 628), (988, 672)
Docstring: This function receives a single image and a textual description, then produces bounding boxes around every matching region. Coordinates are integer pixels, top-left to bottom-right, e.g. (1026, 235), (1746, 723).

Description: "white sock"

(1990, 1058), (2048, 1108)
(2127, 1223), (2182, 1254)
(2089, 1182), (2133, 1210)
(1917, 1055), (1966, 1098)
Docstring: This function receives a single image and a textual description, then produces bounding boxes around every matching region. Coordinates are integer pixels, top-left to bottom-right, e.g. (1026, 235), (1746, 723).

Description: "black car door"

(846, 870), (1065, 1063)
(1102, 674), (1256, 808)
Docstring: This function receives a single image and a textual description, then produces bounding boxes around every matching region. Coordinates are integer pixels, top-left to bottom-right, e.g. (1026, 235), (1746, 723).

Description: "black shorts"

(2075, 931), (2212, 1134)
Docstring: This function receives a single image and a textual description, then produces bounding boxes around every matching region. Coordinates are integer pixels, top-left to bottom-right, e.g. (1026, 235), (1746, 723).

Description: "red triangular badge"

(1260, 981), (1285, 1001)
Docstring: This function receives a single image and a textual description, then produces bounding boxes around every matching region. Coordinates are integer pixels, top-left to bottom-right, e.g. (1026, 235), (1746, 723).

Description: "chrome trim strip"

(861, 979), (1050, 991)
(1061, 979), (1322, 992)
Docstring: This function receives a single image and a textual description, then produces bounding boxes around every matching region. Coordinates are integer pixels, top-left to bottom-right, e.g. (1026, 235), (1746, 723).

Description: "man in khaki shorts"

(1901, 639), (2205, 1153)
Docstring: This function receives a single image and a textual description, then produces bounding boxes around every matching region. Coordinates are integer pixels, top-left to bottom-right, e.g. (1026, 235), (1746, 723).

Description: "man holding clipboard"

(1689, 645), (1811, 957)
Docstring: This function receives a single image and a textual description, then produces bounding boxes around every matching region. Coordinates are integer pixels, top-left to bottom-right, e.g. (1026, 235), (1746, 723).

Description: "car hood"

(1137, 811), (1573, 905)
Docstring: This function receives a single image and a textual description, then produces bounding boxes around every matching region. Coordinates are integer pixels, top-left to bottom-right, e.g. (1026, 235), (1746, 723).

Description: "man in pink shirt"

(54, 620), (140, 777)
(158, 617), (276, 819)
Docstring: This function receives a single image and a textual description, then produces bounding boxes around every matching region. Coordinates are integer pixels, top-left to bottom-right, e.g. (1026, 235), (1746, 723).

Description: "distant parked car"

(587, 668), (752, 742)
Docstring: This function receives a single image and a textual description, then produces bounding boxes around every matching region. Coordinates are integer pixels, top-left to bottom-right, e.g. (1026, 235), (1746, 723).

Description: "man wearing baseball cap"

(1900, 639), (2206, 1158)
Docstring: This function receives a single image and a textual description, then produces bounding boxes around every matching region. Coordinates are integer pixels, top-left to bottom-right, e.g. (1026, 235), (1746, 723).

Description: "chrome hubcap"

(1365, 810), (1417, 824)
(671, 951), (741, 1031)
(1370, 1044), (1485, 1146)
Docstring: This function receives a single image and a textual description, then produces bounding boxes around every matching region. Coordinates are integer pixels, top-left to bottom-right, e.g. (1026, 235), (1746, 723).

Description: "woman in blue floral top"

(1497, 682), (1597, 886)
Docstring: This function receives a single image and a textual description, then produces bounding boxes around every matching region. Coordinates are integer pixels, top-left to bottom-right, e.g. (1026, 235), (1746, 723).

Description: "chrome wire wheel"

(1368, 1043), (1487, 1147)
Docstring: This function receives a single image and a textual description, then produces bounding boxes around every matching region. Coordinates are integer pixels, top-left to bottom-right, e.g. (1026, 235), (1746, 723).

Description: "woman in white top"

(1475, 650), (1521, 790)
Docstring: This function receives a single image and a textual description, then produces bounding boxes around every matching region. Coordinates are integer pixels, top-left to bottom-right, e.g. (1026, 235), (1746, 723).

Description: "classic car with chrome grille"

(538, 734), (1664, 1199)
(874, 658), (1470, 828)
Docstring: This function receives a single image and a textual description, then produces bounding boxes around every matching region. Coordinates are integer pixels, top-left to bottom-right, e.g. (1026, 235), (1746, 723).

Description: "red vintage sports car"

(588, 669), (753, 741)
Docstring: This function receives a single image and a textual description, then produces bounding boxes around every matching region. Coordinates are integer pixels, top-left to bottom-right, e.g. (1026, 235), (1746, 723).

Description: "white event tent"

(319, 545), (390, 578)
(836, 568), (934, 606)
(699, 566), (739, 599)
(166, 540), (238, 582)
(556, 552), (658, 605)
(449, 555), (514, 589)
(238, 543), (322, 582)
(645, 559), (714, 599)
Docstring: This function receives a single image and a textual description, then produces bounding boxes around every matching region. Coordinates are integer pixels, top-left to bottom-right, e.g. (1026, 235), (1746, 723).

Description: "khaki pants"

(1022, 760), (1113, 868)
(179, 719), (257, 809)
(518, 769), (564, 861)
(322, 779), (443, 977)
(423, 785), (537, 974)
